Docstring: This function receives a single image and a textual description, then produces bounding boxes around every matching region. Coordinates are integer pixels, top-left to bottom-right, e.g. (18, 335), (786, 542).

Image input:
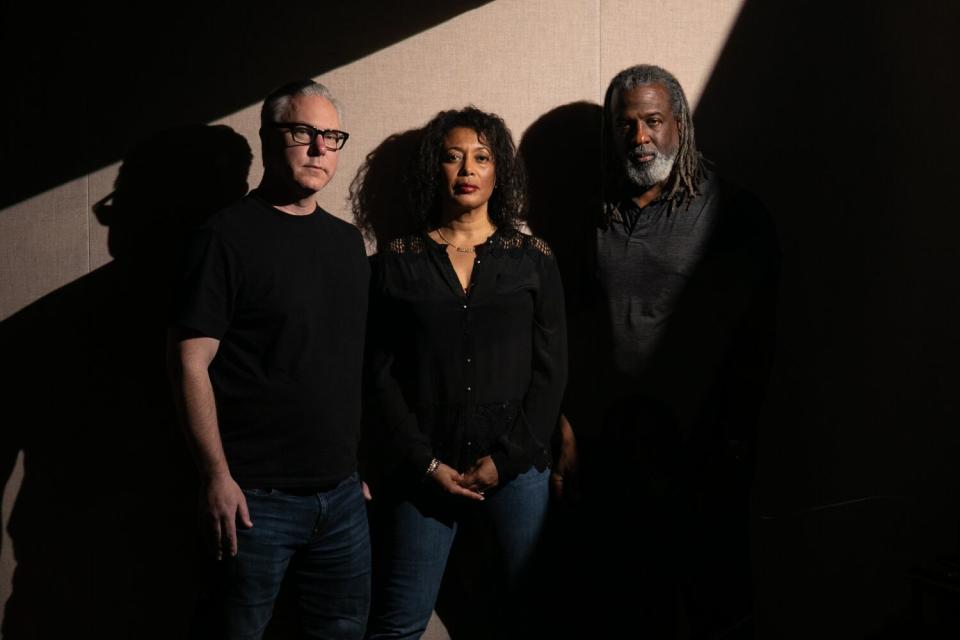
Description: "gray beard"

(623, 147), (676, 189)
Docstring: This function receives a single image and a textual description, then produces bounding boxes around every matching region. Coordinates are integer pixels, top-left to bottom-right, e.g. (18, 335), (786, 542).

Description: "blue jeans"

(366, 467), (549, 640)
(215, 473), (371, 639)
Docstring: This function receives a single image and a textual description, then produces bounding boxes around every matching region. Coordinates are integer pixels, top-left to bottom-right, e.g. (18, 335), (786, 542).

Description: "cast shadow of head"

(520, 101), (604, 445)
(0, 124), (251, 638)
(521, 101), (604, 241)
(349, 128), (427, 252)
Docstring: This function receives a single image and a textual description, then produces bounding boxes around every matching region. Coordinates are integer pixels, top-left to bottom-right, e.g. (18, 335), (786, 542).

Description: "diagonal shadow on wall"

(0, 124), (254, 638)
(518, 3), (960, 637)
(693, 1), (960, 637)
(0, 1), (492, 210)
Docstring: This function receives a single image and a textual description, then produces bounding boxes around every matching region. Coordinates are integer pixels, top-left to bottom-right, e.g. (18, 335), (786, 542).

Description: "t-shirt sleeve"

(172, 227), (242, 339)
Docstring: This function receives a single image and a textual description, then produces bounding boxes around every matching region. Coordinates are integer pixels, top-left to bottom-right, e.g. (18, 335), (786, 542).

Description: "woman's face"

(438, 127), (496, 217)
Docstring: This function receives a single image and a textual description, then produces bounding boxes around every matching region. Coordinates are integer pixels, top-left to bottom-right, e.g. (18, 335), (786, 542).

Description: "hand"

(551, 414), (581, 503)
(361, 480), (373, 502)
(429, 462), (485, 501)
(200, 473), (252, 560)
(460, 455), (499, 495)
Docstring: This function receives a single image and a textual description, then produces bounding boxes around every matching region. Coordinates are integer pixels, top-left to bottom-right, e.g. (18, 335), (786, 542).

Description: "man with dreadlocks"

(552, 64), (780, 638)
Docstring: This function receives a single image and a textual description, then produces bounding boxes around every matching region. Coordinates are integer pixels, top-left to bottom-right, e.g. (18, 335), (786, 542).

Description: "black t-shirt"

(174, 193), (370, 488)
(365, 229), (567, 484)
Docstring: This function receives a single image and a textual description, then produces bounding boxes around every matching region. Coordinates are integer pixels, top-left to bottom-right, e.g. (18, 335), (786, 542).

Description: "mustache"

(627, 145), (662, 160)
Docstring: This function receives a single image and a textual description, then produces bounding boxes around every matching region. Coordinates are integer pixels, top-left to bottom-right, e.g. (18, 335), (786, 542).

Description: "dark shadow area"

(0, 1), (491, 210)
(0, 124), (252, 638)
(693, 1), (960, 637)
(520, 101), (604, 310)
(525, 168), (778, 639)
(349, 127), (427, 251)
(520, 107), (608, 638)
(433, 511), (549, 640)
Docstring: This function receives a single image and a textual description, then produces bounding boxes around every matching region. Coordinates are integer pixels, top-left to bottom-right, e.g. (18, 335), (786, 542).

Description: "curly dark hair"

(408, 106), (526, 231)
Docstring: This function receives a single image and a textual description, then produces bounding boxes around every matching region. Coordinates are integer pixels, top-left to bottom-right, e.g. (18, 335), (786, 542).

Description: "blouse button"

(466, 386), (472, 391)
(466, 357), (471, 363)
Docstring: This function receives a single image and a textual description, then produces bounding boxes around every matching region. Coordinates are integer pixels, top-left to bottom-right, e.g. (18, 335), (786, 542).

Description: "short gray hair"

(260, 79), (342, 126)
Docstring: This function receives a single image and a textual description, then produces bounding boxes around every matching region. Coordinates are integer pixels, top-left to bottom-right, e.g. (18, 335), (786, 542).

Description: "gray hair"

(603, 64), (704, 207)
(260, 79), (342, 126)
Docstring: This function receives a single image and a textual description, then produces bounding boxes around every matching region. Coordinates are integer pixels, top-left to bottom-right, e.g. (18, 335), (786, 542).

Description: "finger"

(480, 460), (499, 486)
(460, 480), (481, 494)
(441, 476), (467, 493)
(237, 495), (253, 529)
(551, 472), (565, 499)
(480, 471), (498, 488)
(224, 516), (238, 558)
(443, 481), (483, 499)
(361, 481), (373, 502)
(210, 519), (223, 559)
(458, 473), (483, 491)
(449, 483), (485, 501)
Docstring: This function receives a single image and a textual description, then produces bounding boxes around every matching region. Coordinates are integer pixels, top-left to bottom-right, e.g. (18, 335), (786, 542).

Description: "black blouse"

(365, 228), (567, 484)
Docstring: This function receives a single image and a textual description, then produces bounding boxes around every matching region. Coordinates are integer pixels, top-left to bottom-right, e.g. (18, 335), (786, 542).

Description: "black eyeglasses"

(267, 122), (350, 151)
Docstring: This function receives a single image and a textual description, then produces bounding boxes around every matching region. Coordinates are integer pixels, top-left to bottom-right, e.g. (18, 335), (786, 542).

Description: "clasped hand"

(429, 455), (499, 501)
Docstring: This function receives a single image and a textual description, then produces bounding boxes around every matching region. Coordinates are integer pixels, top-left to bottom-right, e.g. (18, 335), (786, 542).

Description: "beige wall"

(0, 0), (745, 631)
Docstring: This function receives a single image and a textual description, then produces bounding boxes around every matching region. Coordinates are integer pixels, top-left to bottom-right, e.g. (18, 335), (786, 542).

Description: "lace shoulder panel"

(492, 229), (553, 256)
(385, 234), (427, 255)
(387, 230), (552, 256)
(526, 234), (553, 256)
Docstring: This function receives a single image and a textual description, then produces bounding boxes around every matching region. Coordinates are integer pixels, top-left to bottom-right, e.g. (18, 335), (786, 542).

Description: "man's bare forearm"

(168, 333), (230, 480)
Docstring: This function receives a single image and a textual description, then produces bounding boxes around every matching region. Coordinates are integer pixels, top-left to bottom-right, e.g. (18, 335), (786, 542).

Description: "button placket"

(463, 297), (473, 398)
(462, 244), (483, 402)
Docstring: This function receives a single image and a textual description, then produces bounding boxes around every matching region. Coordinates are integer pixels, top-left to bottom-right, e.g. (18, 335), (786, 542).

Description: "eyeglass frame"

(265, 122), (350, 151)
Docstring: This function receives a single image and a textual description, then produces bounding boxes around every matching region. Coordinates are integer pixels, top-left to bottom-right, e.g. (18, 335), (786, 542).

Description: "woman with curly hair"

(363, 107), (567, 639)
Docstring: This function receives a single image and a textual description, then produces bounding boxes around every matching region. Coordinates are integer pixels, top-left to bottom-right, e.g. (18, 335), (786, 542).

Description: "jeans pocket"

(242, 487), (277, 497)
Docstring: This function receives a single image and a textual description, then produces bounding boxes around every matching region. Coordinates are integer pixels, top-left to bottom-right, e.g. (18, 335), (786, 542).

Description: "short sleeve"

(172, 228), (242, 339)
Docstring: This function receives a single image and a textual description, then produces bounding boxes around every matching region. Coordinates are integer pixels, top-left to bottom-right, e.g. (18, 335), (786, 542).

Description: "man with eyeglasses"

(169, 80), (370, 639)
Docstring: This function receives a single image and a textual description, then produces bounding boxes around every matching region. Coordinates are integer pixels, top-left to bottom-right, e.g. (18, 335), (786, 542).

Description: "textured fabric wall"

(0, 0), (743, 316)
